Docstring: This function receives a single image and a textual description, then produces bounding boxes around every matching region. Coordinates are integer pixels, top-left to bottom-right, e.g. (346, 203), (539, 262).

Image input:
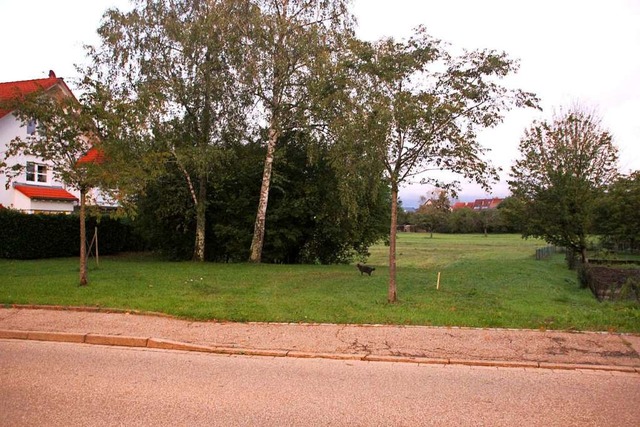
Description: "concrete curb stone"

(27, 331), (86, 343)
(85, 334), (149, 348)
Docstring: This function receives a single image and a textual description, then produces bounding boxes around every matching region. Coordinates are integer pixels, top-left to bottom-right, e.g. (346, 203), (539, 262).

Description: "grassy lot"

(0, 233), (638, 332)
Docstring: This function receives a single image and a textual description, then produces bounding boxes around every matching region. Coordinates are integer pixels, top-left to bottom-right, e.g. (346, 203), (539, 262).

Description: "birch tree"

(86, 0), (251, 261)
(245, 0), (354, 263)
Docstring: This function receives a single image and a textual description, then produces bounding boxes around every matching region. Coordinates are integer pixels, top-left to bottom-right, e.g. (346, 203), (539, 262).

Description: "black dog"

(356, 263), (375, 276)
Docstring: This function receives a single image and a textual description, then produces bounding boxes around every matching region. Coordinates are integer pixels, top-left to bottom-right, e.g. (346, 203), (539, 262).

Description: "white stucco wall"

(0, 113), (24, 207)
(0, 112), (78, 212)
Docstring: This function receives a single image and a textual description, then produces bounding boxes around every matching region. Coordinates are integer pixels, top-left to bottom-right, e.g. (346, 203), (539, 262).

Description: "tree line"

(404, 105), (639, 262)
(400, 171), (640, 248)
(403, 105), (640, 263)
(398, 198), (517, 236)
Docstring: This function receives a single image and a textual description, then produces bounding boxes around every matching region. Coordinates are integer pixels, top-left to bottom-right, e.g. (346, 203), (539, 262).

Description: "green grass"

(1, 234), (638, 332)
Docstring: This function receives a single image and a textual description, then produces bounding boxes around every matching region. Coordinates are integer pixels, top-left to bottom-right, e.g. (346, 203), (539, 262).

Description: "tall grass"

(1, 234), (638, 332)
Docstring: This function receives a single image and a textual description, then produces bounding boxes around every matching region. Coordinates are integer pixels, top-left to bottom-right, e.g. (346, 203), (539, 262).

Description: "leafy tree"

(260, 131), (389, 263)
(245, 0), (355, 263)
(343, 27), (538, 302)
(594, 171), (640, 251)
(415, 190), (450, 237)
(496, 196), (525, 233)
(0, 92), (101, 285)
(477, 208), (502, 236)
(85, 0), (251, 261)
(135, 130), (389, 263)
(134, 162), (200, 260)
(447, 207), (479, 234)
(509, 106), (619, 264)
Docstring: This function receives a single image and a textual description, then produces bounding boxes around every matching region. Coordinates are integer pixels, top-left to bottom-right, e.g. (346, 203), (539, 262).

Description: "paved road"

(2, 340), (639, 426)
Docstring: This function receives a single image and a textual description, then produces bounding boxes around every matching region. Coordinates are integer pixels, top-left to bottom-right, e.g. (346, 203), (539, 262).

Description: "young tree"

(344, 28), (538, 302)
(1, 93), (100, 286)
(416, 190), (450, 237)
(509, 106), (619, 264)
(245, 0), (354, 263)
(477, 208), (501, 236)
(85, 0), (251, 261)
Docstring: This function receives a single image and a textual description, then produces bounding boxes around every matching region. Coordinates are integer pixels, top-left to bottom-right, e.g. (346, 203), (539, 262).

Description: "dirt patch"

(582, 265), (640, 302)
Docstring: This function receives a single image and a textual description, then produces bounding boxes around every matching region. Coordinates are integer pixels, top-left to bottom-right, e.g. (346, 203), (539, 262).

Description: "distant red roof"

(452, 198), (504, 211)
(0, 70), (73, 119)
(474, 198), (503, 210)
(77, 146), (106, 165)
(14, 185), (78, 202)
(452, 202), (470, 210)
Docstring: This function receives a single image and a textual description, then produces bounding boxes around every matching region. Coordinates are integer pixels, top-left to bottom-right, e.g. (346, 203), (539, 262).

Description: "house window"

(27, 119), (37, 135)
(26, 162), (47, 183)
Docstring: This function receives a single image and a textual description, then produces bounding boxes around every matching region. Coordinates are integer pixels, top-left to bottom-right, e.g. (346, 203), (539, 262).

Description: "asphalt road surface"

(1, 339), (639, 426)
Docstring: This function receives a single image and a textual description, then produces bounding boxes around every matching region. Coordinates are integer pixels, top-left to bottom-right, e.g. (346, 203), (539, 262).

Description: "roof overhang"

(14, 184), (78, 202)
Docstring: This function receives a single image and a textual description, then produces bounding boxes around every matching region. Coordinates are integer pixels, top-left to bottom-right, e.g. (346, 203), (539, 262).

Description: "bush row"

(0, 209), (144, 259)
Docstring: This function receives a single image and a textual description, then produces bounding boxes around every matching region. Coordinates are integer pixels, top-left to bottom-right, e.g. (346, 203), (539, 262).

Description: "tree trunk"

(249, 125), (279, 263)
(79, 188), (88, 286)
(580, 247), (588, 264)
(193, 176), (207, 262)
(388, 183), (398, 303)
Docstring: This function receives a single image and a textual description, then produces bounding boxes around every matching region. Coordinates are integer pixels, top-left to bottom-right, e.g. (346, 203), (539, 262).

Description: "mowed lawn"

(0, 233), (638, 332)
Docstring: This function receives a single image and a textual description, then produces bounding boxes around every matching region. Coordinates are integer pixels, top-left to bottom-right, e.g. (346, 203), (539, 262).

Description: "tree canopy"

(134, 129), (389, 263)
(85, 0), (252, 261)
(414, 190), (450, 237)
(594, 170), (640, 252)
(509, 106), (619, 263)
(245, 0), (355, 263)
(339, 27), (539, 302)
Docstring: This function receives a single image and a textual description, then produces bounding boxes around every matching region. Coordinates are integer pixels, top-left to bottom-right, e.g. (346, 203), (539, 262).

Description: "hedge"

(0, 209), (145, 259)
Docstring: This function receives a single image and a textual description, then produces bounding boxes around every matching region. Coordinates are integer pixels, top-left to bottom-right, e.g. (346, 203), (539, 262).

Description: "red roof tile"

(77, 146), (106, 165)
(452, 202), (472, 210)
(0, 70), (73, 119)
(451, 198), (504, 210)
(14, 185), (78, 202)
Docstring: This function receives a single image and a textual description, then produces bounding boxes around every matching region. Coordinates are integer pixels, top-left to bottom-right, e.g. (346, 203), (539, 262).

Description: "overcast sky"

(1, 0), (638, 206)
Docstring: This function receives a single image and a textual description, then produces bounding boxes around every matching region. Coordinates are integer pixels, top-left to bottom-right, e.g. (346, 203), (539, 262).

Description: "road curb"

(1, 329), (638, 374)
(27, 331), (86, 343)
(86, 334), (149, 348)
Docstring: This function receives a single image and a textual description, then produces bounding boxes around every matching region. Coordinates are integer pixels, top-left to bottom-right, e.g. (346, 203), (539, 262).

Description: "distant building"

(451, 197), (503, 211)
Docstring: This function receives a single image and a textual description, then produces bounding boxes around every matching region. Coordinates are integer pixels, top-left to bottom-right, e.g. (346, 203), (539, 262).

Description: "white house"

(0, 71), (81, 213)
